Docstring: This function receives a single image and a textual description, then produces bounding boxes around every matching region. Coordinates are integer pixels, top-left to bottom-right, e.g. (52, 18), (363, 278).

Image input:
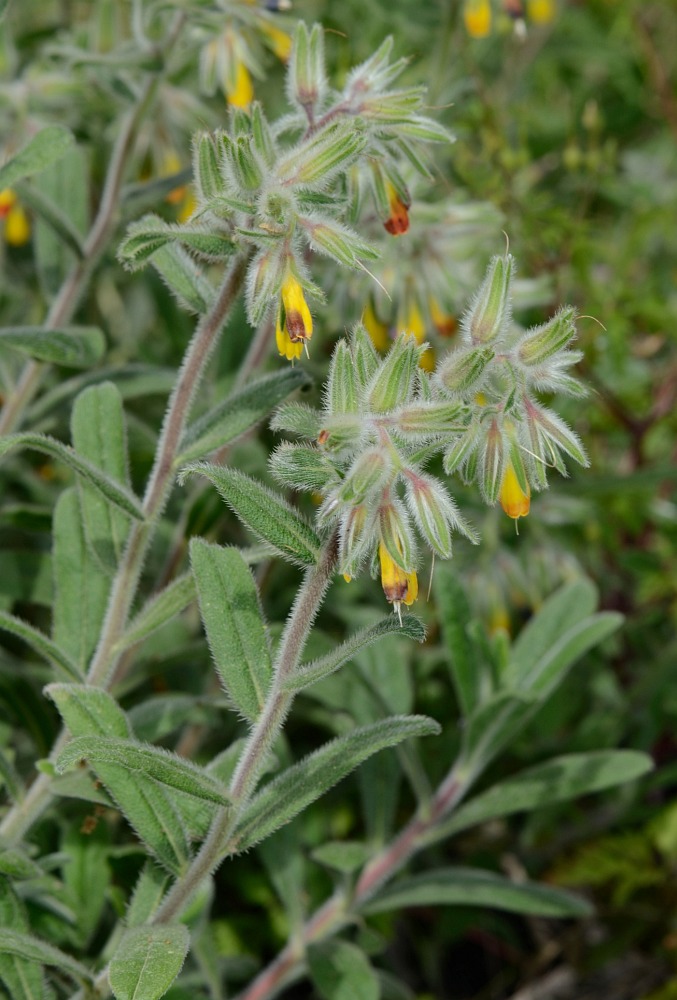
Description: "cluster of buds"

(271, 253), (588, 613)
(121, 23), (453, 368)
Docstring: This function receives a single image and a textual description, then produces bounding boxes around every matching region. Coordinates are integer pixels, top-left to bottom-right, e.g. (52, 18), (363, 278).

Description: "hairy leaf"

(109, 925), (189, 1000)
(0, 326), (104, 367)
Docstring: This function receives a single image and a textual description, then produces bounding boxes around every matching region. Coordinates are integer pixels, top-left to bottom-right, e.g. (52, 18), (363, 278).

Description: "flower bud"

(289, 22), (326, 112)
(367, 334), (421, 413)
(270, 443), (339, 492)
(194, 133), (223, 202)
(463, 254), (514, 345)
(518, 307), (576, 365)
(340, 449), (389, 504)
(437, 346), (494, 394)
(383, 180), (410, 236)
(327, 340), (360, 414)
(338, 504), (372, 576)
(396, 401), (465, 438)
(480, 418), (504, 503)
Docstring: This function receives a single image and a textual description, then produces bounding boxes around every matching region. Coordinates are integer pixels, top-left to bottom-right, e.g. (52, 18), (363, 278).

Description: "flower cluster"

(271, 253), (588, 612)
(463, 0), (555, 38)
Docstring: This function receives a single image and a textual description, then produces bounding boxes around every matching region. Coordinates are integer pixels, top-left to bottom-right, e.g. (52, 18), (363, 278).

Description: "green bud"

(233, 137), (263, 191)
(437, 346), (494, 394)
(351, 323), (380, 389)
(289, 22), (326, 112)
(328, 340), (360, 415)
(338, 504), (372, 576)
(270, 443), (340, 492)
(463, 254), (514, 345)
(518, 306), (577, 365)
(406, 473), (479, 555)
(271, 402), (323, 440)
(340, 449), (388, 504)
(300, 217), (378, 268)
(480, 419), (504, 503)
(396, 401), (466, 438)
(443, 426), (480, 475)
(277, 123), (367, 187)
(194, 133), (222, 202)
(245, 245), (286, 325)
(368, 335), (421, 413)
(250, 103), (276, 169)
(317, 415), (363, 454)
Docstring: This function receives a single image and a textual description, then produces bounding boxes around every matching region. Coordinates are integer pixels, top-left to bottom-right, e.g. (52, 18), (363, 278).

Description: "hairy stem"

(0, 13), (186, 437)
(234, 764), (466, 1000)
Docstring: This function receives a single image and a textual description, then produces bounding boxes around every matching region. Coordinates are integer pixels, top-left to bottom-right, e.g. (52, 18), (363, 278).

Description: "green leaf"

(0, 849), (43, 880)
(459, 691), (535, 778)
(0, 433), (144, 520)
(126, 863), (169, 928)
(56, 737), (232, 808)
(0, 126), (74, 189)
(311, 840), (373, 874)
(506, 579), (597, 688)
(434, 566), (482, 716)
(190, 540), (272, 724)
(0, 611), (82, 681)
(235, 716), (440, 850)
(46, 684), (131, 739)
(118, 214), (235, 270)
(0, 326), (104, 367)
(151, 243), (215, 314)
(116, 574), (196, 654)
(109, 925), (189, 1000)
(62, 825), (110, 946)
(72, 383), (131, 571)
(15, 180), (85, 258)
(424, 751), (654, 846)
(0, 930), (93, 984)
(178, 368), (312, 465)
(362, 868), (592, 918)
(0, 882), (44, 1000)
(51, 489), (111, 670)
(285, 616), (425, 692)
(0, 748), (24, 803)
(308, 941), (379, 1000)
(34, 144), (89, 296)
(181, 464), (321, 567)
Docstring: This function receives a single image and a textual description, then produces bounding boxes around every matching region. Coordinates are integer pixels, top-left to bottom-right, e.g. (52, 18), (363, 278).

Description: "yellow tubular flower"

(463, 0), (492, 37)
(363, 299), (390, 352)
(176, 188), (197, 224)
(280, 273), (313, 345)
(429, 296), (458, 337)
(226, 58), (254, 109)
(499, 461), (531, 519)
(384, 181), (410, 236)
(527, 0), (555, 23)
(275, 307), (303, 362)
(5, 204), (30, 246)
(0, 188), (17, 218)
(260, 22), (293, 61)
(378, 542), (418, 609)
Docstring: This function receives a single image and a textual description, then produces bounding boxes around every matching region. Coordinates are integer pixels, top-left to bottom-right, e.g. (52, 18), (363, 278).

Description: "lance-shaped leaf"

(191, 539), (272, 724)
(109, 925), (190, 1000)
(118, 214), (235, 270)
(46, 684), (131, 739)
(15, 180), (85, 258)
(234, 716), (440, 851)
(434, 567), (482, 717)
(0, 611), (82, 681)
(0, 125), (74, 189)
(458, 691), (536, 779)
(126, 863), (169, 928)
(180, 464), (321, 566)
(115, 573), (196, 654)
(56, 737), (232, 808)
(0, 930), (94, 984)
(362, 867), (591, 918)
(423, 750), (654, 846)
(0, 881), (43, 1000)
(309, 941), (379, 1000)
(0, 849), (43, 880)
(0, 326), (104, 367)
(52, 489), (111, 671)
(284, 616), (425, 692)
(178, 367), (311, 464)
(0, 433), (144, 520)
(72, 383), (131, 572)
(151, 243), (215, 315)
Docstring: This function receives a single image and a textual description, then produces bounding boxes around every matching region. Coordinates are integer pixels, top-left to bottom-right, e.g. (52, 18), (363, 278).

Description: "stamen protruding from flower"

(384, 181), (410, 236)
(276, 306), (303, 361)
(378, 542), (418, 612)
(499, 461), (530, 519)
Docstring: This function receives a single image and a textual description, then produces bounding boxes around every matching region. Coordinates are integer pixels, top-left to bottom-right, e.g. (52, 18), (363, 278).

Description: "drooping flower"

(362, 298), (390, 352)
(499, 460), (530, 519)
(399, 298), (435, 372)
(276, 272), (313, 361)
(383, 181), (410, 236)
(0, 189), (30, 246)
(227, 57), (254, 108)
(378, 542), (418, 610)
(527, 0), (555, 24)
(463, 0), (492, 37)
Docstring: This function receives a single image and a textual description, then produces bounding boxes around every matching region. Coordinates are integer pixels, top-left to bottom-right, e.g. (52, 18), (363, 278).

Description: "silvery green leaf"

(16, 181), (85, 258)
(0, 126), (74, 189)
(151, 244), (215, 314)
(285, 616), (425, 692)
(56, 737), (231, 809)
(72, 383), (131, 572)
(179, 367), (311, 464)
(308, 941), (379, 1000)
(116, 573), (196, 654)
(270, 442), (340, 492)
(0, 325), (104, 367)
(118, 214), (235, 270)
(423, 750), (654, 846)
(190, 539), (272, 724)
(0, 434), (144, 520)
(193, 131), (222, 202)
(327, 339), (360, 415)
(181, 464), (322, 567)
(270, 401), (323, 439)
(0, 849), (42, 880)
(0, 611), (82, 682)
(0, 930), (93, 985)
(109, 925), (189, 1000)
(126, 863), (169, 928)
(0, 882), (44, 1000)
(234, 716), (440, 850)
(34, 144), (89, 296)
(46, 684), (131, 739)
(362, 868), (591, 918)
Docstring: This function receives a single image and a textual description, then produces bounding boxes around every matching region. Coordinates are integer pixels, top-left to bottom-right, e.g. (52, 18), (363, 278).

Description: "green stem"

(0, 13), (186, 437)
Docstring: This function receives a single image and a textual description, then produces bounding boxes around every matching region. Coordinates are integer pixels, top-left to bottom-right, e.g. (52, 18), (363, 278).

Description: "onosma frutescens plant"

(0, 10), (651, 1000)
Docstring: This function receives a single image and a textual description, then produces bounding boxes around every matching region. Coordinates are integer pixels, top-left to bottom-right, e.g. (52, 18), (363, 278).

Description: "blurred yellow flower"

(463, 0), (492, 38)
